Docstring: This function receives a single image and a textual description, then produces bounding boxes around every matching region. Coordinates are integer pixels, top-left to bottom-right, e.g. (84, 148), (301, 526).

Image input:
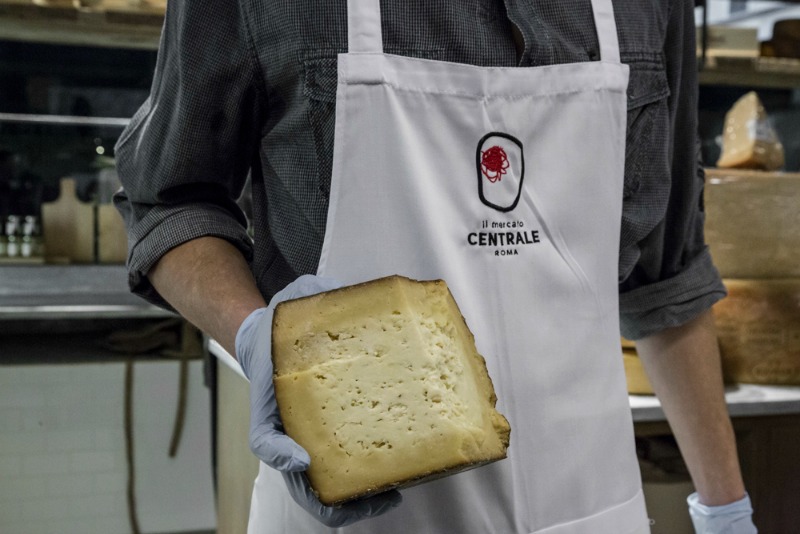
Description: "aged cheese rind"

(714, 279), (800, 385)
(272, 276), (510, 506)
(623, 349), (655, 396)
(704, 169), (800, 278)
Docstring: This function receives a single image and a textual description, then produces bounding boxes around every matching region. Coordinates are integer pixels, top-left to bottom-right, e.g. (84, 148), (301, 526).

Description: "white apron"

(249, 0), (650, 532)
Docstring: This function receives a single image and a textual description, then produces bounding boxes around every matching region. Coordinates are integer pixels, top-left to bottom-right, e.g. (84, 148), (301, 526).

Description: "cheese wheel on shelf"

(623, 349), (655, 396)
(704, 168), (800, 278)
(714, 279), (800, 385)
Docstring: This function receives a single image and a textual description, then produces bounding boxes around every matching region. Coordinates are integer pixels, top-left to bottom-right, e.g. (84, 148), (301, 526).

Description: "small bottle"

(5, 215), (20, 238)
(21, 215), (43, 258)
(22, 215), (39, 237)
(20, 235), (35, 258)
(6, 234), (19, 258)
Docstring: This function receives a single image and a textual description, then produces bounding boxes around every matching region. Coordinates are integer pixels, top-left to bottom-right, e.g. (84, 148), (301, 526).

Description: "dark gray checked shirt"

(114, 0), (726, 340)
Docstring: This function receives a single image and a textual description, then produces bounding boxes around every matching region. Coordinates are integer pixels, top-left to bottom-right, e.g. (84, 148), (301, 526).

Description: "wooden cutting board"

(41, 177), (95, 263)
(97, 203), (127, 263)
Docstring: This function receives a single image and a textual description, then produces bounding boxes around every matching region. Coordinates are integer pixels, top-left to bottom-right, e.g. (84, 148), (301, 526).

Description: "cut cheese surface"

(716, 91), (784, 171)
(271, 275), (510, 506)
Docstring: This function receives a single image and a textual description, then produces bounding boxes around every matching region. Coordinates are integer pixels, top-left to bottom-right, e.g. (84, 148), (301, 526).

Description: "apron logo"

(477, 132), (524, 212)
(480, 146), (510, 183)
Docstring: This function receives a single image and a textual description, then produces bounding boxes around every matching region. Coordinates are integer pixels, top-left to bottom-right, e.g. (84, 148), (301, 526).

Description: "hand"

(282, 471), (402, 528)
(236, 274), (402, 525)
(236, 275), (342, 471)
(688, 492), (757, 534)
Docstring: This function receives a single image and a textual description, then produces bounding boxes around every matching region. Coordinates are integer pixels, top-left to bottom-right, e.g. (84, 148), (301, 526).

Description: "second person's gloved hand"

(235, 274), (402, 526)
(688, 492), (757, 534)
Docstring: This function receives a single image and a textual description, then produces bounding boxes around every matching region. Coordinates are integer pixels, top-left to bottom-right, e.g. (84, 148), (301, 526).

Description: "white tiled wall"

(0, 361), (216, 534)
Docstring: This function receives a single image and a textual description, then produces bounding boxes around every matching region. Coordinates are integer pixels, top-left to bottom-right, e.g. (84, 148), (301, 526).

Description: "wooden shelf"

(699, 56), (800, 89)
(0, 0), (163, 50)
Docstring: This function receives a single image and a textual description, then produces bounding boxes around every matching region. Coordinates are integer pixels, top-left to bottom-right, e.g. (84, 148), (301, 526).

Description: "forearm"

(148, 236), (267, 357)
(635, 309), (746, 506)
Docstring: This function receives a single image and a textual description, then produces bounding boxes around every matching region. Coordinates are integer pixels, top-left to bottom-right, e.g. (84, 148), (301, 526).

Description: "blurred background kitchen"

(0, 1), (799, 533)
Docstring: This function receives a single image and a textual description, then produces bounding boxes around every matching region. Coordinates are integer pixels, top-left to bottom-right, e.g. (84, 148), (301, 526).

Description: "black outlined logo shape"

(477, 132), (524, 212)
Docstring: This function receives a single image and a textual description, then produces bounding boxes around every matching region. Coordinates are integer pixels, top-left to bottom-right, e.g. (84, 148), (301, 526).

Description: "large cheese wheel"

(704, 168), (800, 278)
(714, 279), (800, 385)
(623, 349), (655, 396)
(271, 275), (511, 505)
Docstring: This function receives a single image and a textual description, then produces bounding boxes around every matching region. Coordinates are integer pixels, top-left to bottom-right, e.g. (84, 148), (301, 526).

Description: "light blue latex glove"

(235, 274), (402, 526)
(688, 492), (757, 534)
(282, 471), (403, 528)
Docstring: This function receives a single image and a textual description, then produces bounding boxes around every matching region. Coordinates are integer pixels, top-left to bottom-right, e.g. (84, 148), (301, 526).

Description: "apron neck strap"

(590, 0), (621, 63)
(347, 0), (622, 64)
(347, 0), (383, 53)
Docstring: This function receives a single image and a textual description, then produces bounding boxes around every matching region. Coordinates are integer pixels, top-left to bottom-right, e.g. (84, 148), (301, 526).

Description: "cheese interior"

(272, 276), (510, 505)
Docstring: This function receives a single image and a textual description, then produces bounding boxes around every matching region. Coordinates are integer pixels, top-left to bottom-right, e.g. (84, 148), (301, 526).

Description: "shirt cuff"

(125, 203), (254, 310)
(619, 247), (727, 340)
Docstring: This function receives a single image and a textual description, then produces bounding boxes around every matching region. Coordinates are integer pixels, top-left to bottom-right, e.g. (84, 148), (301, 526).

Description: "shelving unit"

(693, 6), (800, 530)
(699, 56), (800, 88)
(0, 0), (164, 50)
(695, 0), (800, 87)
(0, 264), (172, 320)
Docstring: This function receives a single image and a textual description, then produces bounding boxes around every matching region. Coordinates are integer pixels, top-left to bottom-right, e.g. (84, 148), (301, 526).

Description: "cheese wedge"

(716, 91), (784, 171)
(271, 275), (511, 505)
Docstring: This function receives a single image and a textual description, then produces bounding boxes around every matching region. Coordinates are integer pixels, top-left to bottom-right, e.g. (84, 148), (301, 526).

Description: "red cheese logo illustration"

(480, 146), (510, 183)
(477, 132), (524, 212)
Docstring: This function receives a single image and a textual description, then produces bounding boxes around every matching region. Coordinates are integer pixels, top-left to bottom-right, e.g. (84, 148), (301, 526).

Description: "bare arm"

(148, 236), (267, 357)
(635, 309), (746, 506)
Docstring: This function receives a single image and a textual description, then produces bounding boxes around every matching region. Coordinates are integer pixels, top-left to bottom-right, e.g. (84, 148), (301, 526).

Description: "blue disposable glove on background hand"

(235, 274), (402, 526)
(688, 492), (757, 534)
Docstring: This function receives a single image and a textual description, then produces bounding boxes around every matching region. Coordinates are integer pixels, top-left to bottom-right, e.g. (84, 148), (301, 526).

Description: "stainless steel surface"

(0, 265), (173, 320)
(630, 384), (800, 422)
(0, 112), (130, 128)
(0, 304), (171, 320)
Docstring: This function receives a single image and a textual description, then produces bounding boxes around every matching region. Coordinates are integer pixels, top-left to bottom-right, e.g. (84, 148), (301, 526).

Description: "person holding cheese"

(114, 0), (756, 533)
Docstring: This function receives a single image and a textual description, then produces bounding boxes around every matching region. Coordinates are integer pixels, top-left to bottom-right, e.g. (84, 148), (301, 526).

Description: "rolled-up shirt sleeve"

(114, 0), (264, 308)
(618, 0), (727, 340)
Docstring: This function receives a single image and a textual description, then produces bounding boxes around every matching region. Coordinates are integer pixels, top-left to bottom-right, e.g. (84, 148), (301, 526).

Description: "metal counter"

(0, 265), (173, 320)
(630, 384), (800, 422)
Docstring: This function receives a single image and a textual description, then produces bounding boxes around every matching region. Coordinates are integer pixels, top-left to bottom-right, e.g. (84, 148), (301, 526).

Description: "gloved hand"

(688, 492), (757, 534)
(236, 274), (402, 526)
(282, 471), (403, 528)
